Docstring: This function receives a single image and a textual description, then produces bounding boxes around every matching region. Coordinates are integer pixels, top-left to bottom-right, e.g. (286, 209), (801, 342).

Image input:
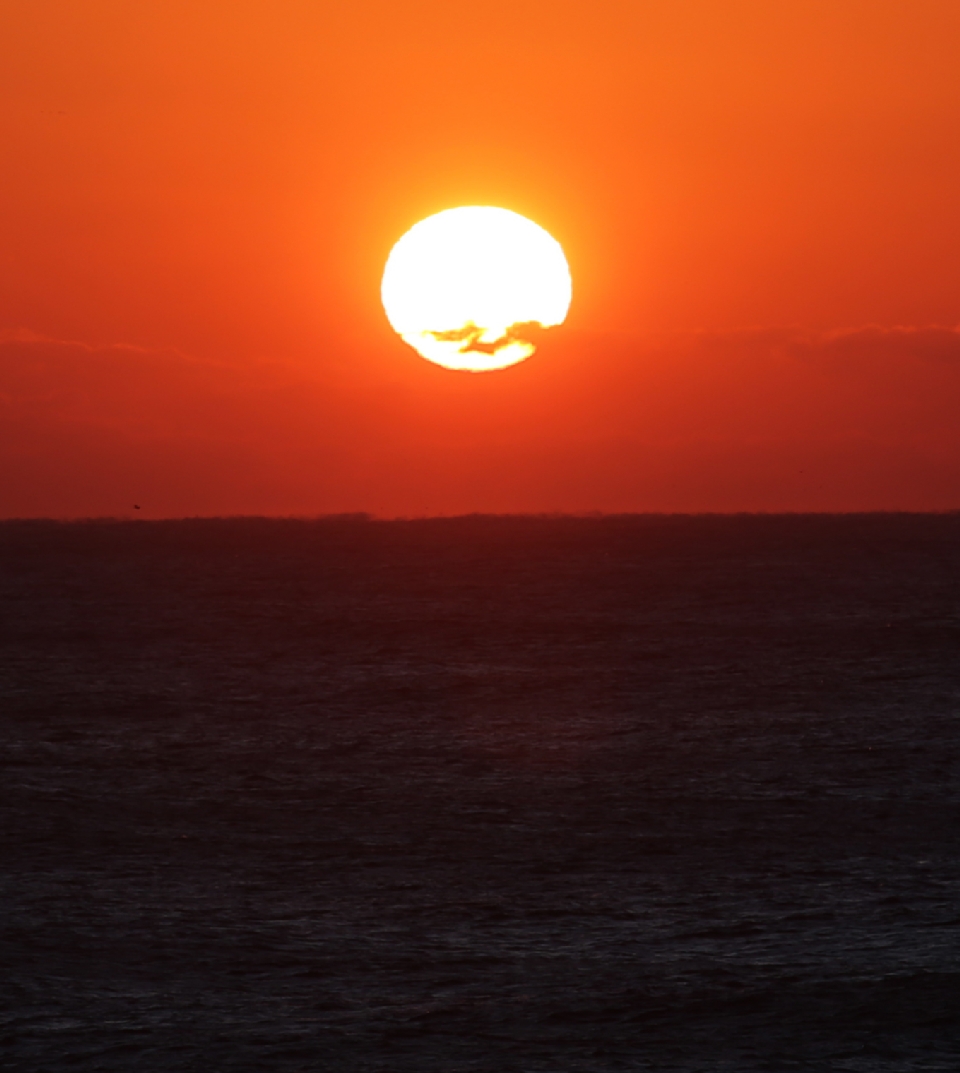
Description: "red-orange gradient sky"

(3, 0), (960, 516)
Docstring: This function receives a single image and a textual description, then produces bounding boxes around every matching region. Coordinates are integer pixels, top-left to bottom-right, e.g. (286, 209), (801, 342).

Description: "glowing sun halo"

(381, 206), (572, 372)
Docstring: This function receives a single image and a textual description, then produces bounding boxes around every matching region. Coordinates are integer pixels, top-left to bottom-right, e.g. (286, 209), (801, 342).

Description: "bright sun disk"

(381, 206), (572, 372)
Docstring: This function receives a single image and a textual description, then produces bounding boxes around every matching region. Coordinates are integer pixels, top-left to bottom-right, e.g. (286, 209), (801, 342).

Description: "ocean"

(2, 514), (959, 1071)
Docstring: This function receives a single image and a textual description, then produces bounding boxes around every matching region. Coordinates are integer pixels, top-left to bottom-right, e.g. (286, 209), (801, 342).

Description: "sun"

(381, 206), (572, 372)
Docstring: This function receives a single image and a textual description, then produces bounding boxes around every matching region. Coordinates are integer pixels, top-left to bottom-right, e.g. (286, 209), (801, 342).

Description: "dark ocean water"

(2, 514), (959, 1072)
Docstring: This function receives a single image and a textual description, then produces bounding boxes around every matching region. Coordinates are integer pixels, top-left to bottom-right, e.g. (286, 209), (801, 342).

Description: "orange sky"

(2, 0), (960, 516)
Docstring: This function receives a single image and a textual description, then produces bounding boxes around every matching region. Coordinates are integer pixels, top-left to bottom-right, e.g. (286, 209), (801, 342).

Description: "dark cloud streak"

(2, 325), (959, 516)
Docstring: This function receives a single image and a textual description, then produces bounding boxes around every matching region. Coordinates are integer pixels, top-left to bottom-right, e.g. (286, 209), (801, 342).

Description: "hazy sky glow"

(2, 1), (960, 515)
